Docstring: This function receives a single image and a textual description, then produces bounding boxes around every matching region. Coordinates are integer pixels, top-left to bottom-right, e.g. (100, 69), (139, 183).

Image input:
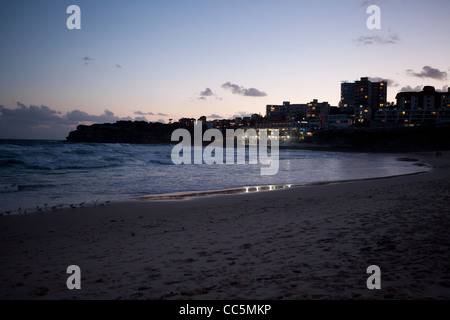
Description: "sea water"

(0, 140), (429, 214)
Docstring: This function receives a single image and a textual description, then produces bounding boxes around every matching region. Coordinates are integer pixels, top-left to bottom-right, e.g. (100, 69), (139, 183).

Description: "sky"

(0, 0), (449, 139)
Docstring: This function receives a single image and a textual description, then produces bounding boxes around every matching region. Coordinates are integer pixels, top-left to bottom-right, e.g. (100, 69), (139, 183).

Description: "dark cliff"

(66, 120), (450, 152)
(66, 121), (181, 144)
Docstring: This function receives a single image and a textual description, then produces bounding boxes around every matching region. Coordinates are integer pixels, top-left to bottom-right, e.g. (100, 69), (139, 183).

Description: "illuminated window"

(380, 104), (384, 107)
(381, 83), (385, 86)
(344, 104), (348, 107)
(365, 96), (368, 99)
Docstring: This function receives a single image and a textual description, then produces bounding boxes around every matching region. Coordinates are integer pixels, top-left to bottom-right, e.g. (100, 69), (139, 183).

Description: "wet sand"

(0, 152), (449, 300)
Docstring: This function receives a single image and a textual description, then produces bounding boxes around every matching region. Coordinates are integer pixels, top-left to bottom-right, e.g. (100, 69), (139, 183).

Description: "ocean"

(0, 140), (429, 215)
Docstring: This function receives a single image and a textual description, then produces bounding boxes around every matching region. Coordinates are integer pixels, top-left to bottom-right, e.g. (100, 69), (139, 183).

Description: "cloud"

(406, 66), (448, 81)
(361, 0), (386, 7)
(66, 109), (123, 123)
(157, 119), (166, 124)
(82, 56), (93, 65)
(0, 103), (145, 140)
(0, 103), (73, 139)
(116, 64), (122, 69)
(438, 85), (449, 92)
(200, 88), (214, 97)
(400, 85), (423, 92)
(134, 111), (154, 116)
(222, 82), (267, 97)
(369, 77), (400, 87)
(207, 114), (222, 119)
(354, 33), (401, 46)
(231, 112), (253, 119)
(134, 111), (168, 117)
(3, 102), (68, 126)
(198, 87), (223, 101)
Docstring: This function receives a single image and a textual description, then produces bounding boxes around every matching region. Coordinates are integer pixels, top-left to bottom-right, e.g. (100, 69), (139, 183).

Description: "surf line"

(171, 122), (279, 176)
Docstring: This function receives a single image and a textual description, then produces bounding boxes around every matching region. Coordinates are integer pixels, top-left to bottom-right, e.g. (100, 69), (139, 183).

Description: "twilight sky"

(0, 0), (449, 139)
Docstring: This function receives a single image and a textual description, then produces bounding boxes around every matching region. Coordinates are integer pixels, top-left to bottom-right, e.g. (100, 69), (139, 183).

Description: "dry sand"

(0, 152), (449, 300)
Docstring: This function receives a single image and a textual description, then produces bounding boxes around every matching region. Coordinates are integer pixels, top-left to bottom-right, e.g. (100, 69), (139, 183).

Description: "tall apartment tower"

(340, 77), (387, 123)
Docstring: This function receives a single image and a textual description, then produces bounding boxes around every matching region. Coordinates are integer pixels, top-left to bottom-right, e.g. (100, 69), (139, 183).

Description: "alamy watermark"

(66, 5), (81, 30)
(64, 264), (382, 292)
(171, 122), (279, 176)
(367, 5), (381, 30)
(366, 265), (381, 290)
(66, 265), (81, 290)
(66, 5), (381, 32)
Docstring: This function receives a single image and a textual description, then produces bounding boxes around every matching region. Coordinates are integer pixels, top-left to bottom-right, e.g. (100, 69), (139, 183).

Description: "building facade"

(178, 118), (196, 127)
(375, 86), (450, 126)
(306, 99), (330, 122)
(396, 86), (450, 110)
(266, 101), (307, 121)
(325, 114), (350, 128)
(340, 77), (387, 122)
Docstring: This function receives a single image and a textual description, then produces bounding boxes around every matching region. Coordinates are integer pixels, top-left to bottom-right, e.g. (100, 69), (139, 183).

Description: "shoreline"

(0, 151), (449, 299)
(0, 151), (429, 216)
(135, 153), (433, 204)
(1, 154), (429, 216)
(136, 168), (431, 202)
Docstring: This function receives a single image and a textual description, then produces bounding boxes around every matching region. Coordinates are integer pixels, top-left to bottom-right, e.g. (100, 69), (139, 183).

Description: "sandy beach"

(0, 152), (449, 300)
